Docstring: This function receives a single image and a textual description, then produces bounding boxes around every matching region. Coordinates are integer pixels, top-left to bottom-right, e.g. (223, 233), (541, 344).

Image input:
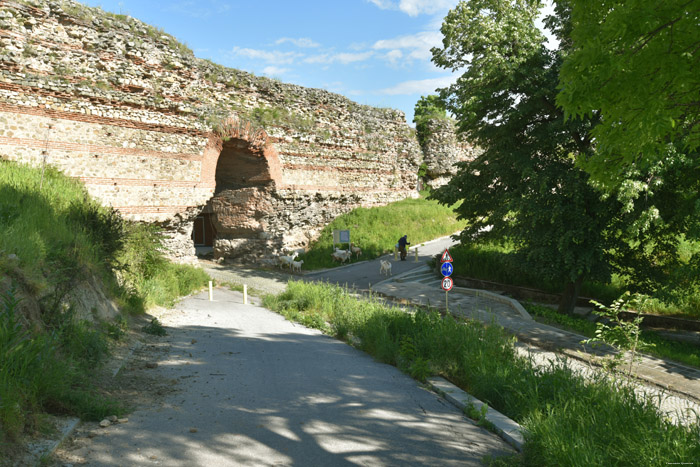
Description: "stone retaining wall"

(0, 0), (421, 262)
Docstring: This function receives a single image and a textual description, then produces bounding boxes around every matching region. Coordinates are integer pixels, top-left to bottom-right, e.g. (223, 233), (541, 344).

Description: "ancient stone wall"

(0, 0), (421, 262)
(420, 118), (480, 189)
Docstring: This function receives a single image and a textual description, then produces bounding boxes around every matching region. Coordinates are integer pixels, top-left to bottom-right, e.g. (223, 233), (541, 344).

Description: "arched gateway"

(194, 115), (283, 260)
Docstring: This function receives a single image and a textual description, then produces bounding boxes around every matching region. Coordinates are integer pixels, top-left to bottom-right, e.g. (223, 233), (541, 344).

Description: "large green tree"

(430, 0), (623, 314)
(557, 0), (700, 187)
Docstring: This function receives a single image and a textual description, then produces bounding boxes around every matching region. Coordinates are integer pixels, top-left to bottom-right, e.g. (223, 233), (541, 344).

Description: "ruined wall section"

(420, 118), (480, 189)
(0, 0), (421, 260)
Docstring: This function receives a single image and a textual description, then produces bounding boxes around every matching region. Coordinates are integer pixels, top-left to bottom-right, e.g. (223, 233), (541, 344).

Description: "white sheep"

(350, 243), (362, 259)
(379, 259), (392, 276)
(331, 249), (352, 264)
(278, 252), (298, 269)
(291, 259), (304, 273)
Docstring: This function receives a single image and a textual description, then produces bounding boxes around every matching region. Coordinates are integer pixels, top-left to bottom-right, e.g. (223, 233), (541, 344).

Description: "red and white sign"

(441, 276), (453, 292)
(440, 249), (453, 263)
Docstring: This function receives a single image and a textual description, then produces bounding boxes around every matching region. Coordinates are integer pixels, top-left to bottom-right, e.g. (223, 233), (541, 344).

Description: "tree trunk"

(558, 275), (584, 315)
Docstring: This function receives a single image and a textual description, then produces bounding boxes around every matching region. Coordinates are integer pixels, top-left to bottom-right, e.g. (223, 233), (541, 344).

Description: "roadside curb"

(427, 377), (525, 452)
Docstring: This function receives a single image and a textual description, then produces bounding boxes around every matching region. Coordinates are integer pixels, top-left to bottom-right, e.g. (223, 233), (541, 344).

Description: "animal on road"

(379, 259), (392, 276)
(291, 259), (304, 273)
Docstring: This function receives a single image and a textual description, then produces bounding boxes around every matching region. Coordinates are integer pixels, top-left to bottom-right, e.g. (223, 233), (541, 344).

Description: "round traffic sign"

(440, 262), (453, 277)
(441, 276), (453, 292)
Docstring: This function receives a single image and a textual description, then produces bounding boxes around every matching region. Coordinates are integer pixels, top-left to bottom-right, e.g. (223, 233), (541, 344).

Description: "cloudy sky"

(82, 0), (553, 125)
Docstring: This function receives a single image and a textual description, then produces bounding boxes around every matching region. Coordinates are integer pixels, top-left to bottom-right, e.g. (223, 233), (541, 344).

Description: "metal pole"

(446, 290), (448, 312)
(209, 281), (213, 301)
(244, 284), (248, 305)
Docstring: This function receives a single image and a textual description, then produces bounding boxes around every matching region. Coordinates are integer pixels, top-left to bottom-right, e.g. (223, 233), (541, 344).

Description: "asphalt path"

(303, 236), (458, 290)
(77, 288), (514, 466)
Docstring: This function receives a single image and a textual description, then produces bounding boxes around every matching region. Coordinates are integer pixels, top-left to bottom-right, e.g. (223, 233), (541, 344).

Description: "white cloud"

(379, 75), (456, 95)
(228, 47), (301, 64)
(262, 66), (289, 76)
(366, 0), (458, 16)
(304, 51), (374, 65)
(372, 31), (442, 64)
(275, 37), (320, 48)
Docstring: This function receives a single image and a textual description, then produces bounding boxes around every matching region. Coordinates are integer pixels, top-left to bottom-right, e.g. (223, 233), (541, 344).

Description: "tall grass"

(450, 242), (700, 318)
(0, 161), (209, 451)
(0, 289), (122, 451)
(298, 192), (465, 270)
(448, 243), (622, 303)
(264, 281), (700, 465)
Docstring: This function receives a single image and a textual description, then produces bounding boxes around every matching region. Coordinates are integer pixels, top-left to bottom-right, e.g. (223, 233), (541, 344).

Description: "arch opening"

(192, 130), (280, 261)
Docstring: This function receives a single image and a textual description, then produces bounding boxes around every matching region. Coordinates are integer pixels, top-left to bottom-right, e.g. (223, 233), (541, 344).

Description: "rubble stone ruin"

(0, 0), (473, 263)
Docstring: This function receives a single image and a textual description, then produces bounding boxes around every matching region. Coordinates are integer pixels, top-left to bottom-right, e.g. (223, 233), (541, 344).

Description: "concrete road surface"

(78, 288), (513, 466)
(304, 235), (458, 291)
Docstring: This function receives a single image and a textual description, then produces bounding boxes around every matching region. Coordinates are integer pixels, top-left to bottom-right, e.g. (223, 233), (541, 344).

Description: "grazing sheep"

(331, 249), (352, 264)
(278, 252), (298, 269)
(350, 243), (362, 259)
(379, 259), (392, 276)
(291, 259), (304, 273)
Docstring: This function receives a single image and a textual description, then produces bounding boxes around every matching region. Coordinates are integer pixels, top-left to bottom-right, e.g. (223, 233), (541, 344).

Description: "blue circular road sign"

(441, 262), (453, 277)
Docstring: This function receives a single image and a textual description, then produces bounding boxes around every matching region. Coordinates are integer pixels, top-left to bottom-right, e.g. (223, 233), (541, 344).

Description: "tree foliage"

(430, 0), (624, 313)
(413, 95), (447, 147)
(557, 0), (700, 187)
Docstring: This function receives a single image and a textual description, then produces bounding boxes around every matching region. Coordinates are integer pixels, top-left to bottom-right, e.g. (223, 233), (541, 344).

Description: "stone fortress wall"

(419, 118), (480, 189)
(0, 0), (468, 261)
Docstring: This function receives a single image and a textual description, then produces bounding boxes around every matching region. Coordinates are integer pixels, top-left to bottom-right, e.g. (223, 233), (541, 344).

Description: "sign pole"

(440, 248), (454, 313)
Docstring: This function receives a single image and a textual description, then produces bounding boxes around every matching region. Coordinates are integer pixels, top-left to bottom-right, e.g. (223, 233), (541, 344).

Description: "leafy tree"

(557, 0), (700, 188)
(430, 0), (624, 314)
(413, 95), (447, 147)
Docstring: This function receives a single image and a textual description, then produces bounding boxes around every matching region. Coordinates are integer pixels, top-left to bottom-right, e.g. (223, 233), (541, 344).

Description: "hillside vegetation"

(0, 160), (209, 455)
(298, 192), (465, 270)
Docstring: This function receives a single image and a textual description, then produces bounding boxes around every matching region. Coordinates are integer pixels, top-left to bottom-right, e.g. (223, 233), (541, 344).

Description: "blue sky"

(80, 0), (465, 125)
(81, 1), (554, 126)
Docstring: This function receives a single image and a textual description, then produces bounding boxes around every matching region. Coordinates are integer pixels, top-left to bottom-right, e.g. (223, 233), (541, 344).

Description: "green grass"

(449, 242), (700, 319)
(0, 288), (124, 450)
(525, 302), (700, 370)
(0, 161), (210, 453)
(298, 192), (465, 270)
(264, 281), (700, 466)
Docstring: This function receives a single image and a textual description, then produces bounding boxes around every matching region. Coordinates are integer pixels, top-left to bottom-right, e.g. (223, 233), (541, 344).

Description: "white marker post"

(414, 248), (419, 262)
(208, 281), (213, 301)
(244, 284), (248, 305)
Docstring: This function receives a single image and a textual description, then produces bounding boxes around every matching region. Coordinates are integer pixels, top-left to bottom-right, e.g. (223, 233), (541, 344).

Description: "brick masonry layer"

(0, 0), (428, 261)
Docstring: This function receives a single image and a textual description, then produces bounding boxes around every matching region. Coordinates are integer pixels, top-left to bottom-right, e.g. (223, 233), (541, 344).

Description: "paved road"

(75, 288), (513, 466)
(304, 236), (458, 290)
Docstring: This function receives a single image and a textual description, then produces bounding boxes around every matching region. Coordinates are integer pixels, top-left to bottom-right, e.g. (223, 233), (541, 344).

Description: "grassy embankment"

(448, 241), (700, 318)
(0, 161), (209, 454)
(264, 280), (700, 466)
(297, 192), (466, 270)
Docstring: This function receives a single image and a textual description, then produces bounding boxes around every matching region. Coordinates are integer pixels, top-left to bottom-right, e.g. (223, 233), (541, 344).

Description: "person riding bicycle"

(398, 235), (410, 261)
